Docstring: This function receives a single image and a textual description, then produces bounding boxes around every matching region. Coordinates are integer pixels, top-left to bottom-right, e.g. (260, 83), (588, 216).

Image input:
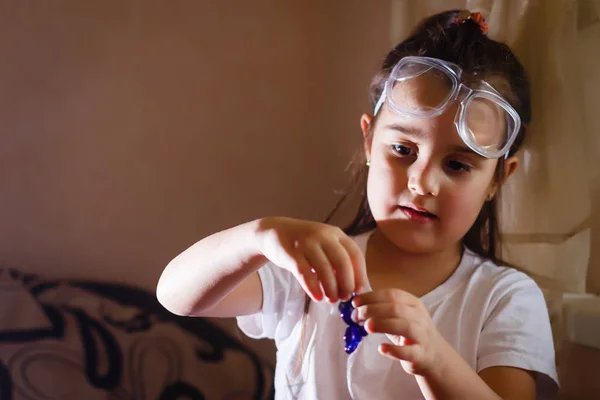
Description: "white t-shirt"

(237, 231), (558, 399)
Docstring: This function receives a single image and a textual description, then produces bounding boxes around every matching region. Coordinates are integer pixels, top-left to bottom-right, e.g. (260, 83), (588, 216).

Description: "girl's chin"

(374, 225), (442, 254)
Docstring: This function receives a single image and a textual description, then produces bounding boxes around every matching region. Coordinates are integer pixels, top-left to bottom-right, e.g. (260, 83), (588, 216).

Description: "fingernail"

(351, 308), (358, 323)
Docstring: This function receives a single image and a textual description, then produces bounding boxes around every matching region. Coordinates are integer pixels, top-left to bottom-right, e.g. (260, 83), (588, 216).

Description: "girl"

(157, 9), (558, 399)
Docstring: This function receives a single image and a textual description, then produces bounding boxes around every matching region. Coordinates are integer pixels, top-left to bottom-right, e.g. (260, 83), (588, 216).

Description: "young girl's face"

(362, 78), (517, 254)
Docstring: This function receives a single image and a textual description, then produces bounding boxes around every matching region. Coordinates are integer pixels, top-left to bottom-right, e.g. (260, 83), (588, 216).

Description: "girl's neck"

(365, 229), (463, 297)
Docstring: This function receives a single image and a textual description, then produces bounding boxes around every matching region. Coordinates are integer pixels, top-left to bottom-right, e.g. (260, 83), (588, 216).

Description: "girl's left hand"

(352, 289), (451, 376)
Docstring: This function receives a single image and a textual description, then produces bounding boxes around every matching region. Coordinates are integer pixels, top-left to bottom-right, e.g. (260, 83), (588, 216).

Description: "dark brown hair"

(294, 9), (531, 372)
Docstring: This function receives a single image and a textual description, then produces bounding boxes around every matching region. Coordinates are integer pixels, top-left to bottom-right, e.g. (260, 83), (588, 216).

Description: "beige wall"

(2, 0), (596, 295)
(581, 22), (600, 294)
(0, 2), (390, 290)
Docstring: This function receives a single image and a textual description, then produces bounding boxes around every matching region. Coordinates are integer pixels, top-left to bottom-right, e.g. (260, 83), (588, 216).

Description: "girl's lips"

(399, 205), (437, 223)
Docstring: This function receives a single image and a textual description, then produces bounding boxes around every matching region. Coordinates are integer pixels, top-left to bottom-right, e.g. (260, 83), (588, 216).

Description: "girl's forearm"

(416, 340), (501, 400)
(156, 218), (267, 316)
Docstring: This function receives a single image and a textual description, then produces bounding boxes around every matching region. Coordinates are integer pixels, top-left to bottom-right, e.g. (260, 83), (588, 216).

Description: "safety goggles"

(374, 56), (521, 159)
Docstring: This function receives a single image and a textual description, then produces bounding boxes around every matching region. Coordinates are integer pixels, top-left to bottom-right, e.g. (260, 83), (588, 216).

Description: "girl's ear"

(501, 156), (519, 184)
(487, 156), (519, 200)
(361, 113), (373, 161)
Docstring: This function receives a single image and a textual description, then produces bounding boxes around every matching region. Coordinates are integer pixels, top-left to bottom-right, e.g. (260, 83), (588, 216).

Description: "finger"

(353, 289), (420, 308)
(339, 236), (367, 294)
(353, 302), (419, 324)
(301, 240), (338, 302)
(379, 343), (421, 364)
(292, 253), (325, 302)
(365, 317), (419, 342)
(276, 244), (323, 301)
(321, 239), (354, 301)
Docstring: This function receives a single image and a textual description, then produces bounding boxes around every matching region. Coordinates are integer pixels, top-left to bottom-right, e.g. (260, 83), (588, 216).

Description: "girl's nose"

(408, 159), (440, 196)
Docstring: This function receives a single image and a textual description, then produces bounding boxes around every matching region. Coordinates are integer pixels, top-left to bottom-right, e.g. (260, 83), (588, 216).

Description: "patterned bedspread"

(0, 268), (274, 400)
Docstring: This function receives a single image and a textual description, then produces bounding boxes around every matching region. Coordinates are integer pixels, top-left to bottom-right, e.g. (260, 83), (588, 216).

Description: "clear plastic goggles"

(374, 56), (521, 159)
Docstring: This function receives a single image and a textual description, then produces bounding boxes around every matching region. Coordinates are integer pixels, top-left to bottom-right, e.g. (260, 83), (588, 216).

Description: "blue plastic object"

(338, 295), (368, 354)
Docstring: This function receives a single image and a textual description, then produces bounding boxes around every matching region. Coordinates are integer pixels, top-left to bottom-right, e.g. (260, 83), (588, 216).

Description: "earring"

(487, 193), (494, 201)
(366, 160), (371, 167)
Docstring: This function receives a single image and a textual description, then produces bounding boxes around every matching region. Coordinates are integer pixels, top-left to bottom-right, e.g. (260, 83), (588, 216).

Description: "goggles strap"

(373, 86), (387, 115)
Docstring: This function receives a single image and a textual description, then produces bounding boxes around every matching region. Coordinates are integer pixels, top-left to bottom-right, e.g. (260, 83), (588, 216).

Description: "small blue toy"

(338, 294), (368, 354)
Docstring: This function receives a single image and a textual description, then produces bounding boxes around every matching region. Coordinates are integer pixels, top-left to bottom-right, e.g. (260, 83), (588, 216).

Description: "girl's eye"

(447, 160), (472, 173)
(392, 144), (415, 156)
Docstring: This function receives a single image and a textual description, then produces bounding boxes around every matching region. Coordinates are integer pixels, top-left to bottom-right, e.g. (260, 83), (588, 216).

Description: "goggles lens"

(381, 57), (520, 158)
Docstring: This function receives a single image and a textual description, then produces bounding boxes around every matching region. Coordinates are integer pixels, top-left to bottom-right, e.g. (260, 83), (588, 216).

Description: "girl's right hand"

(255, 217), (368, 303)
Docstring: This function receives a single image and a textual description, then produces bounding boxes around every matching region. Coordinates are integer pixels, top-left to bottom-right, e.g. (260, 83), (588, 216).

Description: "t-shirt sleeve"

(236, 261), (307, 341)
(477, 271), (559, 399)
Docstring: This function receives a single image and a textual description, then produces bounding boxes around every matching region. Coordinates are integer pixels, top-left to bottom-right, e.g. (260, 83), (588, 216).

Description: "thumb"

(379, 342), (420, 363)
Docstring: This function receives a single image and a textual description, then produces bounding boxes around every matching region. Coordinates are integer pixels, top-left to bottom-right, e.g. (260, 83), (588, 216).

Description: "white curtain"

(389, 0), (595, 295)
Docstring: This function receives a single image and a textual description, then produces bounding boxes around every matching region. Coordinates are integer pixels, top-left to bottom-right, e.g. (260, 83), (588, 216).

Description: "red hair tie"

(453, 10), (489, 35)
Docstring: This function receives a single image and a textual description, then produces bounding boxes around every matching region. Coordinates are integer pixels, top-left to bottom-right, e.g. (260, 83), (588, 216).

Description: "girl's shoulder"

(462, 248), (545, 307)
(467, 249), (538, 286)
(419, 248), (542, 308)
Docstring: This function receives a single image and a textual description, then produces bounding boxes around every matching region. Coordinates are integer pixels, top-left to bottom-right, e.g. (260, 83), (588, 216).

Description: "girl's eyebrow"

(449, 145), (486, 159)
(382, 123), (426, 138)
